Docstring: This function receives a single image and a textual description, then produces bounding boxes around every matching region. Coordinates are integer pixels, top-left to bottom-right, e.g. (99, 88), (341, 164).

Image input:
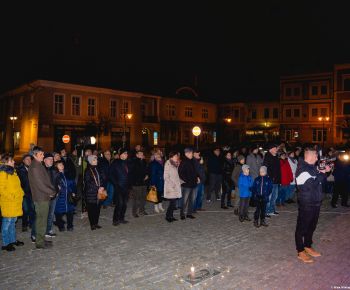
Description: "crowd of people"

(0, 141), (348, 263)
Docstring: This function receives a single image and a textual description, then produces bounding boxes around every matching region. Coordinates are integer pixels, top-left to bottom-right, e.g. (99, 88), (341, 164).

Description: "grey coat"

(246, 153), (263, 180)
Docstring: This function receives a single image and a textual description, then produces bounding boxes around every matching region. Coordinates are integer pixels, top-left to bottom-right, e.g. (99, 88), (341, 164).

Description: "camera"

(317, 156), (336, 171)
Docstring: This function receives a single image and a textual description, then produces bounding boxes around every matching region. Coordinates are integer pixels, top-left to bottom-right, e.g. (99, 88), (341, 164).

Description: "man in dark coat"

(17, 154), (36, 240)
(129, 150), (149, 217)
(332, 158), (350, 208)
(110, 148), (130, 225)
(178, 147), (198, 219)
(263, 143), (281, 217)
(59, 148), (77, 181)
(28, 147), (56, 249)
(295, 147), (330, 263)
(193, 150), (206, 212)
(206, 147), (223, 202)
(98, 150), (115, 208)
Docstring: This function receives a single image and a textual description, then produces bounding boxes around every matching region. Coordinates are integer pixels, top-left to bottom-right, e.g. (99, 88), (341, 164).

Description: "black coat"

(98, 157), (114, 184)
(207, 154), (223, 175)
(295, 159), (326, 207)
(194, 158), (206, 184)
(222, 158), (234, 187)
(17, 163), (32, 198)
(110, 159), (130, 190)
(83, 165), (105, 204)
(130, 158), (149, 186)
(263, 152), (281, 184)
(62, 156), (77, 180)
(178, 157), (198, 188)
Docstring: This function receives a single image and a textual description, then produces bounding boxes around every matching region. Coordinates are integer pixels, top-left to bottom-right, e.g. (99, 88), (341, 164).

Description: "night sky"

(1, 2), (350, 102)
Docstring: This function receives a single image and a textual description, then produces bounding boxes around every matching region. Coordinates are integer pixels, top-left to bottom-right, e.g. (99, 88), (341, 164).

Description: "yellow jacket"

(0, 166), (24, 217)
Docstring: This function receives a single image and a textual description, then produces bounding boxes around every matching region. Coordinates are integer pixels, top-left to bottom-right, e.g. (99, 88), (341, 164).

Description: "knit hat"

(259, 166), (267, 174)
(87, 155), (97, 164)
(184, 147), (194, 154)
(242, 164), (250, 171)
(44, 153), (53, 159)
(118, 148), (128, 155)
(267, 143), (278, 150)
(237, 155), (245, 162)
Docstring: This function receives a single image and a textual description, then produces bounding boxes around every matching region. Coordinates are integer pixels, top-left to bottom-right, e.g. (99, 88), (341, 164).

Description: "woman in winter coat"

(0, 154), (24, 252)
(164, 152), (182, 222)
(222, 151), (234, 209)
(54, 160), (76, 231)
(286, 150), (298, 203)
(83, 155), (106, 230)
(278, 152), (293, 206)
(150, 152), (165, 213)
(246, 146), (263, 180)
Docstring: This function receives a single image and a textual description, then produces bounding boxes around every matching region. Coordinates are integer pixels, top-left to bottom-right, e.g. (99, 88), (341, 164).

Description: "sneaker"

(206, 200), (211, 203)
(95, 225), (102, 229)
(45, 232), (57, 238)
(254, 220), (260, 228)
(274, 211), (279, 215)
(12, 240), (24, 246)
(265, 214), (271, 218)
(297, 251), (314, 263)
(304, 247), (321, 257)
(2, 244), (16, 252)
(31, 236), (36, 243)
(270, 213), (277, 216)
(260, 220), (269, 227)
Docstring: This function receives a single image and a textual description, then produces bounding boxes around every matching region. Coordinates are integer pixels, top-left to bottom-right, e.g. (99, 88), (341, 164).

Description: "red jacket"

(280, 159), (293, 185)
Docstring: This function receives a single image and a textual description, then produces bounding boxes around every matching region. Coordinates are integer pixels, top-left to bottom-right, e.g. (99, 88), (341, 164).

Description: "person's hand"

(325, 165), (332, 173)
(197, 177), (200, 184)
(144, 175), (149, 181)
(318, 169), (326, 174)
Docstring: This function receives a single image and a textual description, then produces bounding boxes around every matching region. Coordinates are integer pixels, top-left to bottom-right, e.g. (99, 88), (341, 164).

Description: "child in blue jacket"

(238, 164), (253, 222)
(251, 166), (272, 227)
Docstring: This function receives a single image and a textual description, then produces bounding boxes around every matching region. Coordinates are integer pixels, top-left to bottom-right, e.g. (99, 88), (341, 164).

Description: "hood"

(0, 165), (15, 175)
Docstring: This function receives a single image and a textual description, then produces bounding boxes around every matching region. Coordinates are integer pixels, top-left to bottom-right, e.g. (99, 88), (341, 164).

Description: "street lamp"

(9, 116), (17, 154)
(192, 126), (201, 150)
(122, 113), (133, 148)
(224, 118), (232, 123)
(318, 116), (329, 149)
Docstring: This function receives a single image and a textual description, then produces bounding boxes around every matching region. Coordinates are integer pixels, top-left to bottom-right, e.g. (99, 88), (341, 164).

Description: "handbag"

(90, 168), (108, 201)
(146, 186), (158, 203)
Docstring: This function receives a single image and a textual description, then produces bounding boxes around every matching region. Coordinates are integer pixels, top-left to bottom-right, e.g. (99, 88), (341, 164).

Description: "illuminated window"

(54, 94), (65, 115)
(72, 96), (81, 116)
(88, 98), (96, 117)
(153, 131), (158, 145)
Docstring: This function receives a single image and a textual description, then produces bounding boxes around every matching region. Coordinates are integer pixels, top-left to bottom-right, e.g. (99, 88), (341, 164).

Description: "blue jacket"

(238, 173), (253, 198)
(110, 159), (130, 190)
(150, 160), (164, 193)
(54, 172), (76, 214)
(251, 176), (273, 201)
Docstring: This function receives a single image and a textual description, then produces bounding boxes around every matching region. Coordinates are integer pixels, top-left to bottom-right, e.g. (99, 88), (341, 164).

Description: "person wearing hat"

(246, 145), (263, 180)
(231, 155), (245, 215)
(238, 164), (253, 222)
(110, 148), (131, 225)
(43, 152), (59, 238)
(178, 147), (198, 219)
(17, 154), (36, 241)
(83, 155), (106, 230)
(251, 166), (272, 227)
(263, 143), (281, 217)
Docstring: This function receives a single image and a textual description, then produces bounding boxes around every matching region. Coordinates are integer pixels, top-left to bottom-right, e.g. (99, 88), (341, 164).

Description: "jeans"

(239, 197), (250, 218)
(295, 206), (320, 252)
(266, 184), (279, 214)
(287, 185), (296, 200)
(113, 187), (129, 222)
(46, 197), (57, 234)
(277, 185), (288, 205)
(101, 182), (114, 206)
(1, 217), (17, 246)
(180, 187), (195, 217)
(194, 183), (204, 210)
(254, 197), (266, 222)
(22, 195), (36, 237)
(34, 201), (49, 247)
(207, 174), (222, 200)
(132, 185), (147, 214)
(166, 199), (177, 219)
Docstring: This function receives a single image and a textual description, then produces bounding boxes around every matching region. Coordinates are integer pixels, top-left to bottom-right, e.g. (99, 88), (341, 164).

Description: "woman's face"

(57, 163), (65, 172)
(155, 153), (162, 161)
(226, 153), (232, 160)
(91, 157), (98, 166)
(171, 154), (179, 163)
(6, 158), (15, 168)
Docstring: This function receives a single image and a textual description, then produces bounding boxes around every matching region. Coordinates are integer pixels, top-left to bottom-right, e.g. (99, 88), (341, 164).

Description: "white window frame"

(71, 95), (81, 116)
(53, 93), (65, 115)
(87, 97), (97, 117)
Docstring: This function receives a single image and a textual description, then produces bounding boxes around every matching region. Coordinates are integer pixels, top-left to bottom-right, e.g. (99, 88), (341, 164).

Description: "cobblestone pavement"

(0, 199), (349, 290)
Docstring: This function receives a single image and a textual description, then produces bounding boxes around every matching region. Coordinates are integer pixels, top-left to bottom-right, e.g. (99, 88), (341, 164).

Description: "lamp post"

(122, 113), (133, 148)
(318, 116), (329, 149)
(192, 126), (201, 150)
(9, 116), (17, 154)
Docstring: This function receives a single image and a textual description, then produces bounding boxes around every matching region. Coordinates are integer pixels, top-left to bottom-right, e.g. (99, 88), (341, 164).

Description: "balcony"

(142, 115), (159, 123)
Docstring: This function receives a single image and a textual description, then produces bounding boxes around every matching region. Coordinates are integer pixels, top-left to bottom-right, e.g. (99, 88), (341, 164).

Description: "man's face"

(214, 149), (220, 156)
(135, 145), (141, 151)
(54, 153), (61, 162)
(23, 157), (31, 167)
(305, 151), (318, 165)
(85, 150), (92, 157)
(60, 149), (66, 157)
(185, 151), (193, 159)
(194, 152), (200, 159)
(44, 157), (54, 167)
(239, 158), (245, 165)
(104, 151), (111, 160)
(34, 151), (44, 162)
(270, 147), (277, 156)
(226, 153), (232, 160)
(136, 152), (144, 160)
(120, 152), (128, 160)
(253, 148), (259, 154)
(243, 168), (250, 175)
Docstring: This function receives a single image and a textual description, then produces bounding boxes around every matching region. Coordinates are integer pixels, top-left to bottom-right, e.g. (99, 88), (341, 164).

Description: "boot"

(254, 220), (260, 228)
(158, 203), (165, 212)
(234, 208), (239, 216)
(297, 251), (314, 263)
(154, 204), (160, 213)
(304, 247), (321, 257)
(260, 220), (269, 227)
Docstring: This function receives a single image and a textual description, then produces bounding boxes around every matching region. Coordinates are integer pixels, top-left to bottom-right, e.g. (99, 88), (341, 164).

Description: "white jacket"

(163, 160), (182, 199)
(288, 157), (298, 185)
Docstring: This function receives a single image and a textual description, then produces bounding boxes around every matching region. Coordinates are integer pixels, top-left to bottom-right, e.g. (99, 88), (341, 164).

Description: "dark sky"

(1, 2), (350, 102)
